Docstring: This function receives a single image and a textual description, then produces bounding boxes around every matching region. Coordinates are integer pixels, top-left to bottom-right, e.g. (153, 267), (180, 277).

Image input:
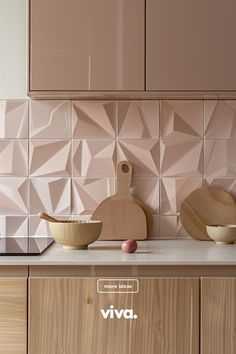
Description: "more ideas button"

(97, 279), (139, 293)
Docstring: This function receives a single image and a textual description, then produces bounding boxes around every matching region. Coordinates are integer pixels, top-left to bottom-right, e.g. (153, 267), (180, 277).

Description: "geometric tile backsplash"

(0, 99), (235, 239)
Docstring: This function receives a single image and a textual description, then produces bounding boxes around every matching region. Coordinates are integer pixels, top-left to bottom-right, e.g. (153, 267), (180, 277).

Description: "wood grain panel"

(0, 266), (28, 277)
(201, 278), (236, 354)
(0, 278), (27, 354)
(29, 265), (236, 278)
(29, 277), (199, 354)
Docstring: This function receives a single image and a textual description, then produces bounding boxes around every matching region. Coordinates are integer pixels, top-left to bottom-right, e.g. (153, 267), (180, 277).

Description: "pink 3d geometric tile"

(160, 177), (203, 214)
(72, 101), (116, 138)
(205, 100), (236, 138)
(117, 139), (159, 177)
(0, 216), (28, 236)
(29, 139), (72, 176)
(149, 215), (160, 238)
(205, 139), (236, 177)
(72, 139), (116, 177)
(130, 178), (159, 214)
(117, 101), (159, 138)
(160, 137), (203, 177)
(72, 177), (115, 214)
(160, 100), (203, 138)
(159, 215), (189, 239)
(30, 177), (71, 215)
(0, 178), (29, 214)
(30, 100), (71, 138)
(0, 100), (28, 138)
(0, 140), (28, 176)
(29, 216), (51, 237)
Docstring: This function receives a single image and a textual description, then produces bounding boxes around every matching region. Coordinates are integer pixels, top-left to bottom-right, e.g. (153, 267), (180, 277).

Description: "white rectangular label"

(97, 279), (139, 293)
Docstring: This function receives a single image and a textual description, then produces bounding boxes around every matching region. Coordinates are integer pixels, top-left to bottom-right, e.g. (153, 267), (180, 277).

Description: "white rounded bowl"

(206, 224), (236, 245)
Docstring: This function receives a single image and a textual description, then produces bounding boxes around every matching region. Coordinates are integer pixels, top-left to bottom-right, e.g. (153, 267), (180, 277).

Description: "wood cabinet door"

(30, 0), (144, 91)
(146, 0), (236, 91)
(201, 278), (236, 354)
(29, 277), (199, 354)
(0, 278), (27, 354)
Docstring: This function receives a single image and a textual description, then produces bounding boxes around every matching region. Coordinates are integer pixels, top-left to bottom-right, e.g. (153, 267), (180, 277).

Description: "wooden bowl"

(49, 220), (102, 249)
(206, 224), (236, 245)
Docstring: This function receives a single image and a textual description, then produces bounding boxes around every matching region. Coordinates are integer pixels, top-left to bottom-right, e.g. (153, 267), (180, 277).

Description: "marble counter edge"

(0, 240), (236, 266)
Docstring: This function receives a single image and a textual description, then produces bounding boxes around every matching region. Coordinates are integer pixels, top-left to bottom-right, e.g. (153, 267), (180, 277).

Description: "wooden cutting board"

(180, 186), (236, 240)
(92, 161), (147, 240)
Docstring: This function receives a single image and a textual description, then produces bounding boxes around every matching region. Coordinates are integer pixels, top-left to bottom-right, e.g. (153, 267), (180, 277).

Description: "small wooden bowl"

(49, 220), (102, 250)
(206, 224), (236, 245)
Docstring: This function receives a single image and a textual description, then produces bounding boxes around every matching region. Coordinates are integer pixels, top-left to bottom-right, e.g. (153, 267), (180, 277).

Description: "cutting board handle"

(113, 161), (132, 199)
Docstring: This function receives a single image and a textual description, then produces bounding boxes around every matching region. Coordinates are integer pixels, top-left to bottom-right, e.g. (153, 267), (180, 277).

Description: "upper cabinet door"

(146, 0), (236, 91)
(30, 0), (144, 92)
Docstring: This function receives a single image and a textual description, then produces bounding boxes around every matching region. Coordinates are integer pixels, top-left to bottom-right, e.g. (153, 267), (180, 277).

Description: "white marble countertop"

(1, 239), (236, 266)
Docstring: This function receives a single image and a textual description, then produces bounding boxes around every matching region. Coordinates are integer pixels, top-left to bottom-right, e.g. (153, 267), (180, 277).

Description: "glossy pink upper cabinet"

(146, 0), (236, 92)
(30, 0), (144, 92)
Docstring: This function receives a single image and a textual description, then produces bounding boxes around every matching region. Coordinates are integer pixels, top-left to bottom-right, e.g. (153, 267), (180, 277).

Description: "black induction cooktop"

(0, 237), (54, 255)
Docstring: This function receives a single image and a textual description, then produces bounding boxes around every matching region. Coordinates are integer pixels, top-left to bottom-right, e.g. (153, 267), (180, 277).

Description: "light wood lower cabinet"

(201, 278), (236, 354)
(0, 278), (27, 354)
(0, 274), (235, 354)
(29, 277), (199, 354)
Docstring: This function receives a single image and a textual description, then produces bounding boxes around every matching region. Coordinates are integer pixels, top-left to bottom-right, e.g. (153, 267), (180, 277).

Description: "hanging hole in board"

(122, 164), (129, 173)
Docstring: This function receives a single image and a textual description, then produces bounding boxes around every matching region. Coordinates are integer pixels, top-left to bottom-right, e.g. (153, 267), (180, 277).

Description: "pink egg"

(121, 240), (137, 253)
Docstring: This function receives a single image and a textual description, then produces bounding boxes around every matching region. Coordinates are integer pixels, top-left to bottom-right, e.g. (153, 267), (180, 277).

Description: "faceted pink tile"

(148, 215), (160, 239)
(72, 215), (92, 221)
(117, 139), (159, 177)
(29, 215), (71, 236)
(30, 178), (71, 214)
(160, 100), (203, 138)
(0, 237), (29, 253)
(117, 101), (159, 138)
(29, 216), (50, 237)
(160, 137), (203, 176)
(0, 100), (28, 138)
(30, 139), (71, 176)
(130, 178), (159, 214)
(30, 100), (70, 138)
(159, 215), (189, 238)
(0, 178), (28, 214)
(0, 140), (28, 176)
(205, 139), (236, 177)
(0, 216), (28, 236)
(73, 139), (116, 177)
(160, 177), (203, 214)
(206, 178), (236, 199)
(72, 178), (115, 214)
(205, 101), (236, 138)
(72, 101), (116, 138)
